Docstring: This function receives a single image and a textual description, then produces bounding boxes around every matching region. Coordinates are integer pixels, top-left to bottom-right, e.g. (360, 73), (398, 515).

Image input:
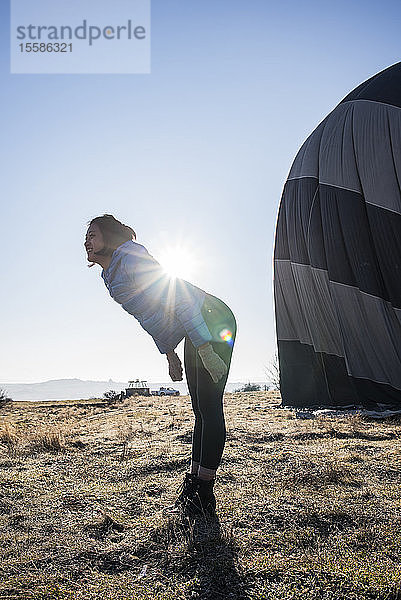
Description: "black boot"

(180, 477), (216, 517)
(167, 474), (217, 518)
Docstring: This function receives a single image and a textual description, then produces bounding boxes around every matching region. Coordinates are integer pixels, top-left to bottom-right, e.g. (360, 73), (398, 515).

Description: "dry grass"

(1, 392), (401, 599)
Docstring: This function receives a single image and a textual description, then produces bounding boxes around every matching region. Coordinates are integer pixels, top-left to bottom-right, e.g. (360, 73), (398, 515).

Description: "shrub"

(266, 352), (281, 391)
(103, 389), (124, 404)
(234, 382), (261, 392)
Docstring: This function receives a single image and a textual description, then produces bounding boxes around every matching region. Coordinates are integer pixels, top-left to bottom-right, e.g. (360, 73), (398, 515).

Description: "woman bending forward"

(85, 214), (236, 516)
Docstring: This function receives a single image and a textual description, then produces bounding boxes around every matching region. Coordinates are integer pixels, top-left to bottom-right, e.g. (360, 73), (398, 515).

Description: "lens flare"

(219, 328), (233, 346)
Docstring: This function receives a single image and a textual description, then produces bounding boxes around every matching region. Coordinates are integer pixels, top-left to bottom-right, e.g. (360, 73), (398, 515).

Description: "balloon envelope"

(274, 63), (401, 408)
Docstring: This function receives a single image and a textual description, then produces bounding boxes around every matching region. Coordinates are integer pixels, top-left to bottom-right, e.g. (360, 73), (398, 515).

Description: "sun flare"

(158, 244), (199, 281)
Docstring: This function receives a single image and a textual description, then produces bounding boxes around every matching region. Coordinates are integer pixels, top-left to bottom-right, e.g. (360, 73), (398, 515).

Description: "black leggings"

(184, 294), (236, 470)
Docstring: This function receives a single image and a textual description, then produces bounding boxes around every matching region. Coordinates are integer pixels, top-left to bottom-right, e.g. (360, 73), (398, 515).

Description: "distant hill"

(0, 378), (259, 402)
(0, 378), (129, 402)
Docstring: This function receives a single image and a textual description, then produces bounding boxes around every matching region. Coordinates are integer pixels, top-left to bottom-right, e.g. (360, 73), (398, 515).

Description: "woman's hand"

(197, 342), (228, 383)
(166, 351), (183, 381)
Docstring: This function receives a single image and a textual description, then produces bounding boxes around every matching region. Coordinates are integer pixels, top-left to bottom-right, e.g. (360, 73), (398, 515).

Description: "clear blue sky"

(1, 0), (401, 383)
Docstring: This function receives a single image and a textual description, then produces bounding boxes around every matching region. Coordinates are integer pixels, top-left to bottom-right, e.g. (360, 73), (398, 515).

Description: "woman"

(85, 214), (236, 516)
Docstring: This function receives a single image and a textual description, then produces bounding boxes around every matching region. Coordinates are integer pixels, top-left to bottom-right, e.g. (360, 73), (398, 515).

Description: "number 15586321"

(19, 43), (73, 52)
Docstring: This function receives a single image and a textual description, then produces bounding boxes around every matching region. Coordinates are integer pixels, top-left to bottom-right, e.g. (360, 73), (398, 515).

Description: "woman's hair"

(88, 214), (136, 255)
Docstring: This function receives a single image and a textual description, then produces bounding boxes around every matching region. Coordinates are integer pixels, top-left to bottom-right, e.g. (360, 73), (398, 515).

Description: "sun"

(158, 244), (199, 281)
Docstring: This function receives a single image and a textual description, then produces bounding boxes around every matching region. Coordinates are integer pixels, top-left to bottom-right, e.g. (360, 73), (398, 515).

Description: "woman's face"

(84, 223), (105, 264)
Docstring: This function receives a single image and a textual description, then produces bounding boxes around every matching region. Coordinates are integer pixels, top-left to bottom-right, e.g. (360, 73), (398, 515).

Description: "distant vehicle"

(152, 386), (180, 397)
(123, 380), (150, 397)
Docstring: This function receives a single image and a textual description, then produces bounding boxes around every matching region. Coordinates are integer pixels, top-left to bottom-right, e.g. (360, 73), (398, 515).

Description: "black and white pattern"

(274, 62), (401, 408)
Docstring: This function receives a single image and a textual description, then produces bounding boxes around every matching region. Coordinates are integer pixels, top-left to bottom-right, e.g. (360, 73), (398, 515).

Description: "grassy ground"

(1, 392), (401, 600)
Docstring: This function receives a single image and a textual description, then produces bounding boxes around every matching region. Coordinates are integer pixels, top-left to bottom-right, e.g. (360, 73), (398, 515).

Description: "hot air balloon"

(274, 62), (401, 409)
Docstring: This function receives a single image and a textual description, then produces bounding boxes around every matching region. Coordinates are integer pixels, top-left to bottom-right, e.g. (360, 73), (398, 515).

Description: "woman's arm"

(197, 342), (227, 383)
(166, 351), (183, 381)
